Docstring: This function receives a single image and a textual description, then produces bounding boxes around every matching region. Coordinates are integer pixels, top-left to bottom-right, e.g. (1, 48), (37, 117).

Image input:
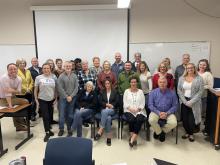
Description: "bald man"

(148, 77), (177, 142)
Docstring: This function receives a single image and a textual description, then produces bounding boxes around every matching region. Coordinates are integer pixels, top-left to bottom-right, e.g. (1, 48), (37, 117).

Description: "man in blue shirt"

(148, 77), (177, 142)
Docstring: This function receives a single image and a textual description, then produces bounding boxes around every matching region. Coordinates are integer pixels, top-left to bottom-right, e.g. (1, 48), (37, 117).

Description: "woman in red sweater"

(152, 62), (174, 89)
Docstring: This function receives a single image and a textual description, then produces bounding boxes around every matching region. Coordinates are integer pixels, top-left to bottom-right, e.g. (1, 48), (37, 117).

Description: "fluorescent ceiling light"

(117, 0), (131, 8)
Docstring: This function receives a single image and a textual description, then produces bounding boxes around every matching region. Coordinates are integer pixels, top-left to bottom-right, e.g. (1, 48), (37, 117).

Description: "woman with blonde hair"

(16, 58), (35, 120)
(152, 62), (174, 89)
(178, 63), (203, 142)
(97, 60), (117, 90)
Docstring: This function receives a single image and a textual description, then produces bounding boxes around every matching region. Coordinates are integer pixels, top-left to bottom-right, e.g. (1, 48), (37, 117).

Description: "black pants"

(181, 103), (195, 135)
(39, 99), (54, 132)
(124, 112), (145, 134)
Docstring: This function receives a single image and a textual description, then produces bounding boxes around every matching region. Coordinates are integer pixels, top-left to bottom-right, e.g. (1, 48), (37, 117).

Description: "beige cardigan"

(177, 75), (204, 124)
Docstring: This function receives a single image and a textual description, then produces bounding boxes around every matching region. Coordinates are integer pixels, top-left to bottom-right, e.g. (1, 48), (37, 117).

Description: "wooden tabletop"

(0, 104), (31, 113)
(209, 88), (220, 97)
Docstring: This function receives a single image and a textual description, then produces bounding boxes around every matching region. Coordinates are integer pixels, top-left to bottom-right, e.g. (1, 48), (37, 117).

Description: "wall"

(0, 0), (219, 76)
(130, 0), (220, 77)
(0, 0), (34, 44)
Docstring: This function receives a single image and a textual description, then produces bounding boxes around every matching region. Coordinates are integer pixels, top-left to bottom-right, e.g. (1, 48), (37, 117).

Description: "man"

(77, 60), (96, 91)
(118, 61), (140, 113)
(111, 52), (124, 79)
(131, 52), (142, 72)
(0, 63), (28, 131)
(28, 57), (42, 119)
(89, 56), (102, 77)
(175, 54), (190, 86)
(28, 57), (42, 81)
(148, 77), (177, 142)
(57, 61), (78, 137)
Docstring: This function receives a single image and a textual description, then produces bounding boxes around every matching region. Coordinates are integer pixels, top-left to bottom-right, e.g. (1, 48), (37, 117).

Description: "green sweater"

(118, 71), (141, 94)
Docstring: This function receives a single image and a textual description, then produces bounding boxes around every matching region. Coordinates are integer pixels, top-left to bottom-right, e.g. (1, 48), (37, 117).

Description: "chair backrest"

(44, 137), (93, 165)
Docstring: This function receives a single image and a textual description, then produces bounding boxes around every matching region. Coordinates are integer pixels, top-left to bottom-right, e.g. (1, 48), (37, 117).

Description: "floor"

(0, 112), (220, 165)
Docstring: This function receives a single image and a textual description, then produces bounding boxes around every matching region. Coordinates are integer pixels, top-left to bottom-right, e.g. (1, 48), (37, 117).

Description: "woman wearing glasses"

(177, 63), (203, 142)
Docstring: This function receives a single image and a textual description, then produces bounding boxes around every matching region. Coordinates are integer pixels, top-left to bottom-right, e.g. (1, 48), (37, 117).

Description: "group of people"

(0, 52), (214, 148)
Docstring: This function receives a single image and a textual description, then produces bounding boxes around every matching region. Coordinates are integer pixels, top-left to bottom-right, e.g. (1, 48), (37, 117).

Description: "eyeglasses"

(186, 67), (194, 69)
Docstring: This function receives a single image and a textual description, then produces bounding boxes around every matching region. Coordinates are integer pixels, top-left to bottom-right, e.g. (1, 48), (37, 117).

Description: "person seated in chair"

(123, 76), (146, 148)
(148, 77), (177, 142)
(71, 81), (97, 137)
(95, 79), (118, 146)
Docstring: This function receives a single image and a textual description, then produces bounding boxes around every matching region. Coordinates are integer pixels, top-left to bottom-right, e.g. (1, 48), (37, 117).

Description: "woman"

(178, 63), (203, 142)
(139, 61), (152, 115)
(71, 81), (97, 137)
(123, 76), (146, 147)
(154, 58), (174, 76)
(46, 59), (56, 74)
(16, 58), (35, 120)
(54, 58), (64, 78)
(89, 56), (103, 76)
(34, 63), (57, 142)
(97, 60), (117, 91)
(152, 62), (174, 89)
(95, 79), (118, 146)
(45, 59), (58, 124)
(197, 59), (214, 135)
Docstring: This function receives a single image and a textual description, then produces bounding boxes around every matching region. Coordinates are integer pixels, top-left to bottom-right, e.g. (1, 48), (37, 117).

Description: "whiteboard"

(0, 45), (36, 76)
(129, 42), (210, 73)
(34, 8), (128, 66)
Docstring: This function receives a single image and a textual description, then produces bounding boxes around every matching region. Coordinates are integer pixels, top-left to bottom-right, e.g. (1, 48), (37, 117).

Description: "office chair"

(43, 137), (95, 165)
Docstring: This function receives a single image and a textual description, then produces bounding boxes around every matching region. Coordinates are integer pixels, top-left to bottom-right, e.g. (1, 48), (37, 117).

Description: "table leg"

(0, 121), (8, 157)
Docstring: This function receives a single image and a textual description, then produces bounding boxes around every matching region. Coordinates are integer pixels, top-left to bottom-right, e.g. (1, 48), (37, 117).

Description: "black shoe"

(83, 123), (89, 127)
(182, 134), (189, 139)
(49, 130), (54, 136)
(58, 130), (64, 136)
(94, 133), (101, 141)
(133, 140), (137, 146)
(67, 131), (73, 137)
(153, 132), (160, 140)
(189, 135), (195, 142)
(31, 116), (36, 121)
(129, 141), (134, 148)
(106, 138), (111, 146)
(193, 124), (200, 133)
(202, 129), (209, 136)
(159, 131), (166, 142)
(51, 120), (58, 124)
(44, 133), (50, 142)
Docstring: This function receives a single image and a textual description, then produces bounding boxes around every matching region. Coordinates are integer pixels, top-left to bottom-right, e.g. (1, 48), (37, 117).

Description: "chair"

(83, 113), (96, 139)
(120, 113), (150, 141)
(148, 115), (178, 144)
(94, 110), (120, 139)
(43, 137), (95, 165)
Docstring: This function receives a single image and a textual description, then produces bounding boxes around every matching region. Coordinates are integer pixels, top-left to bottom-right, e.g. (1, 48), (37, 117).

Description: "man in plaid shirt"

(77, 60), (97, 91)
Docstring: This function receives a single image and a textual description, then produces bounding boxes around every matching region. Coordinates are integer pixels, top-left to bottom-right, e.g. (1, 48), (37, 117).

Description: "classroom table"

(0, 113), (8, 158)
(0, 104), (33, 156)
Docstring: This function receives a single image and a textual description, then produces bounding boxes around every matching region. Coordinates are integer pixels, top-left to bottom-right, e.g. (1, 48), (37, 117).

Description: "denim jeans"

(72, 108), (93, 137)
(100, 108), (115, 133)
(59, 97), (76, 131)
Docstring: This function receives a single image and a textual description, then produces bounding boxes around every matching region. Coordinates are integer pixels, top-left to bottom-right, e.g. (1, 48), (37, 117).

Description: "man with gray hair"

(57, 61), (78, 136)
(132, 52), (142, 72)
(175, 53), (190, 85)
(77, 60), (96, 91)
(148, 77), (177, 142)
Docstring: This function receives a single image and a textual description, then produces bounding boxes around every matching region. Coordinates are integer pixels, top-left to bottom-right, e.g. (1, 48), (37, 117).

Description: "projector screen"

(34, 6), (128, 66)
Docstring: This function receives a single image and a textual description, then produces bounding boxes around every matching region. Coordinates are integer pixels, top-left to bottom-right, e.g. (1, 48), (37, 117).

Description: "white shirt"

(183, 81), (192, 98)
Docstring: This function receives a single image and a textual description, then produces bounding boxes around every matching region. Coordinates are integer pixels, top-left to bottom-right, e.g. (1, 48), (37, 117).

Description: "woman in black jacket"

(94, 79), (118, 146)
(71, 81), (97, 137)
